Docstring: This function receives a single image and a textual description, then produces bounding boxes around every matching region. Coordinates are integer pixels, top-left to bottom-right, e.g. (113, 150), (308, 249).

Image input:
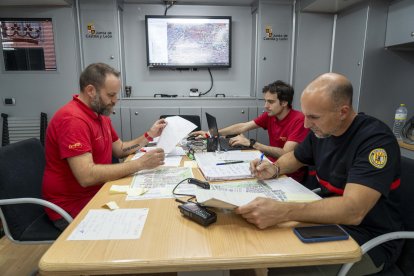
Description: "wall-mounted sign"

(85, 22), (113, 39)
(263, 25), (288, 41)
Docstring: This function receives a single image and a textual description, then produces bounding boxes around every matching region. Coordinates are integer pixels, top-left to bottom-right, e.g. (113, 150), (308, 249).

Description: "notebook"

(205, 112), (250, 151)
(194, 151), (262, 181)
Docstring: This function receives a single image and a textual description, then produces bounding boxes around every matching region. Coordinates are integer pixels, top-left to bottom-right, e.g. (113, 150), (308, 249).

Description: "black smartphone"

(293, 224), (349, 243)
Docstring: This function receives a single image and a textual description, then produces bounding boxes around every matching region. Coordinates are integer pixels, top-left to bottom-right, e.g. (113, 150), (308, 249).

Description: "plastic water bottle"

(393, 104), (408, 140)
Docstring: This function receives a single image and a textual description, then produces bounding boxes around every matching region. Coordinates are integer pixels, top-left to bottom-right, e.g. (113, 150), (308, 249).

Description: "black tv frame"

(145, 15), (232, 69)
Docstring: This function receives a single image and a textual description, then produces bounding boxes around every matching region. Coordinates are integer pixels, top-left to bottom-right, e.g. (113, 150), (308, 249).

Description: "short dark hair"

(262, 80), (294, 108)
(79, 63), (120, 92)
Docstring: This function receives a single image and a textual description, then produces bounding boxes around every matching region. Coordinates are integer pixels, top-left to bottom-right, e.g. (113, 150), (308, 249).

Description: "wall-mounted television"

(145, 15), (231, 69)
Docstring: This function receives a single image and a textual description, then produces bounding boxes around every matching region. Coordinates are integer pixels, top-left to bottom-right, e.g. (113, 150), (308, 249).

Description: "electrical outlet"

(189, 91), (200, 97)
(3, 98), (16, 105)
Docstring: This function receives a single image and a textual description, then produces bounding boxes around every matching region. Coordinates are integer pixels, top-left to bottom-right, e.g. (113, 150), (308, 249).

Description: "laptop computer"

(205, 112), (250, 151)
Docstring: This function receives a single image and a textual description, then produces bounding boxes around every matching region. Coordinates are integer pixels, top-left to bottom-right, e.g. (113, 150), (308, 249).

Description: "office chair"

(1, 112), (48, 146)
(338, 156), (414, 276)
(160, 114), (201, 131)
(0, 138), (73, 244)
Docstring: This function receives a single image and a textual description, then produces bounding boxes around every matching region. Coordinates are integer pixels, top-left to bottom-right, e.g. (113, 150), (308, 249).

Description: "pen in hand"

(258, 153), (265, 165)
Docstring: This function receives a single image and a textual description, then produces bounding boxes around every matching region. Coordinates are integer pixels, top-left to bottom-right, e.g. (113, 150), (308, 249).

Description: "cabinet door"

(110, 107), (122, 138)
(130, 107), (179, 139)
(79, 0), (120, 69)
(201, 107), (249, 134)
(256, 2), (293, 98)
(385, 0), (414, 47)
(256, 106), (270, 145)
(332, 4), (368, 111)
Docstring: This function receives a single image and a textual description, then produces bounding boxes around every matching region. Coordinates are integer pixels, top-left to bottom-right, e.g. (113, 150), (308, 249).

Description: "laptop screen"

(205, 112), (219, 137)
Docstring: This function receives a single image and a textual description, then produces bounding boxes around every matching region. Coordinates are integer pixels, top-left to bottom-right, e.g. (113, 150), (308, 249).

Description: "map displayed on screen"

(146, 16), (231, 68)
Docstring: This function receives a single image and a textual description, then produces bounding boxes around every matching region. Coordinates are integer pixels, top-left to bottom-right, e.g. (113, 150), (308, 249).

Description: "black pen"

(216, 160), (244, 165)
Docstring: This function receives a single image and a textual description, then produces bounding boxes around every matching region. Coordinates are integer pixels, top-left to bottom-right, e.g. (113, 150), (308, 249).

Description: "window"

(0, 18), (57, 71)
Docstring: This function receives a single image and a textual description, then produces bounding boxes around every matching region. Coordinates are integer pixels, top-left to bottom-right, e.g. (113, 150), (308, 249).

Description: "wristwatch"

(249, 138), (256, 148)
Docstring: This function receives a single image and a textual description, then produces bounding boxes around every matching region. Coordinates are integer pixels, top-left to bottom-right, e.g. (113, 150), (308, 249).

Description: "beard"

(90, 92), (113, 116)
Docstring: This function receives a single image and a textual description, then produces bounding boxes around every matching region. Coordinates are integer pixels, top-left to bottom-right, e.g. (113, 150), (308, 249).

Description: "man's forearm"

(79, 160), (143, 187)
(118, 136), (148, 158)
(252, 143), (285, 159)
(218, 123), (248, 136)
(284, 196), (366, 226)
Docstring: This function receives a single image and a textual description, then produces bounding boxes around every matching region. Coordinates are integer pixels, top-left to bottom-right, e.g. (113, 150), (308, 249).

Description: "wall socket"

(189, 88), (200, 97)
(3, 98), (16, 105)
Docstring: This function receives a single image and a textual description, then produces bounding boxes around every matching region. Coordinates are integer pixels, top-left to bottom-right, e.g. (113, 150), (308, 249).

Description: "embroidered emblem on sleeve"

(369, 148), (387, 169)
(68, 142), (83, 150)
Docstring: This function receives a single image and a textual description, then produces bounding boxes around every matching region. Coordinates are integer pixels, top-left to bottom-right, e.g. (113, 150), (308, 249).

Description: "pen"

(258, 153), (265, 164)
(216, 160), (244, 165)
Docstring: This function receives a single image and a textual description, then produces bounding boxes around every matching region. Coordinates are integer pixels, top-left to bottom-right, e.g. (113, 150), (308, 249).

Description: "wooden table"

(39, 163), (361, 275)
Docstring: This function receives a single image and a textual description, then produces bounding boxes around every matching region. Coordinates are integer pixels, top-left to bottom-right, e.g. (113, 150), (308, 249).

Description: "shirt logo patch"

(68, 142), (83, 150)
(280, 136), (287, 142)
(369, 148), (387, 169)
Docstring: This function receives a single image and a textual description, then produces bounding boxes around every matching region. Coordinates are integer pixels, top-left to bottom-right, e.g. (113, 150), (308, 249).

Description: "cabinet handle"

(241, 110), (245, 114)
(112, 111), (116, 115)
(110, 55), (115, 60)
(357, 61), (361, 66)
(135, 112), (139, 115)
(411, 32), (414, 37)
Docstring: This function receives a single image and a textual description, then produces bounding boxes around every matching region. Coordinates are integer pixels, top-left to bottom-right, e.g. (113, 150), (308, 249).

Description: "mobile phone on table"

(293, 224), (349, 243)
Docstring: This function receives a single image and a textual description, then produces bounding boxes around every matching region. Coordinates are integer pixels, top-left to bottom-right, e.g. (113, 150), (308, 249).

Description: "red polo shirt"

(42, 95), (119, 221)
(254, 109), (308, 181)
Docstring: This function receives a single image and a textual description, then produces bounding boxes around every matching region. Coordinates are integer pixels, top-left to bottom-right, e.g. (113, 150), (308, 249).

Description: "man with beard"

(239, 73), (403, 275)
(191, 80), (308, 182)
(42, 63), (166, 230)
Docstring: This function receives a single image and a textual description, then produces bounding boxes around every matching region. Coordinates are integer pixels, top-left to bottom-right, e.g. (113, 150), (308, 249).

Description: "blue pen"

(259, 153), (265, 164)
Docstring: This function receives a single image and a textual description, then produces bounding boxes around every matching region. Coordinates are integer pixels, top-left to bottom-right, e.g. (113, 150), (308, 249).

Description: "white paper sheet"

(194, 190), (266, 209)
(127, 167), (194, 200)
(156, 116), (197, 154)
(67, 209), (148, 240)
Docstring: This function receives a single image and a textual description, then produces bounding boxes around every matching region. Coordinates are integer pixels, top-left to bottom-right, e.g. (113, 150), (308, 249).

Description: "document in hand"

(194, 190), (266, 209)
(194, 178), (321, 209)
(157, 116), (197, 154)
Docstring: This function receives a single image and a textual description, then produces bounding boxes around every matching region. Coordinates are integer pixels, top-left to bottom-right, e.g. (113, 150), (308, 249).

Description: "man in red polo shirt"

(191, 81), (309, 182)
(42, 63), (166, 230)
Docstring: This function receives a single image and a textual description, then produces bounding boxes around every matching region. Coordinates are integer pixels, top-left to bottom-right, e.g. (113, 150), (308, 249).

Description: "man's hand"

(147, 119), (167, 138)
(135, 148), (165, 169)
(250, 159), (277, 180)
(229, 134), (249, 147)
(235, 197), (287, 229)
(189, 130), (208, 139)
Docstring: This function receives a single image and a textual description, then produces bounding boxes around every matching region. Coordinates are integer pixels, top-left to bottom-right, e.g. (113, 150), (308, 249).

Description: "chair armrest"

(337, 231), (414, 276)
(0, 198), (73, 223)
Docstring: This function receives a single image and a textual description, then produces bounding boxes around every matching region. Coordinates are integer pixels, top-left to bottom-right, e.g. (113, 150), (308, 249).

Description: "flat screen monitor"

(145, 15), (231, 69)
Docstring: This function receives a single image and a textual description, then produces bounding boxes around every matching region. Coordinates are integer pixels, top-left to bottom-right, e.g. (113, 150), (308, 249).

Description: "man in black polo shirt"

(237, 73), (403, 275)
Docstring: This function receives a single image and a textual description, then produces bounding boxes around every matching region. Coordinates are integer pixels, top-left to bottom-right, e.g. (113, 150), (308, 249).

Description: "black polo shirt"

(294, 113), (403, 268)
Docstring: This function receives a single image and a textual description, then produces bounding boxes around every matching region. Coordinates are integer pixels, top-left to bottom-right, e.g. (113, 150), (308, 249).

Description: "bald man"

(237, 73), (403, 275)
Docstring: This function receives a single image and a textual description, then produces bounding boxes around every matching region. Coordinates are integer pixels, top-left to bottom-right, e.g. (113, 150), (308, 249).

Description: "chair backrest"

(160, 115), (201, 131)
(0, 138), (47, 240)
(1, 112), (48, 146)
(396, 156), (414, 274)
